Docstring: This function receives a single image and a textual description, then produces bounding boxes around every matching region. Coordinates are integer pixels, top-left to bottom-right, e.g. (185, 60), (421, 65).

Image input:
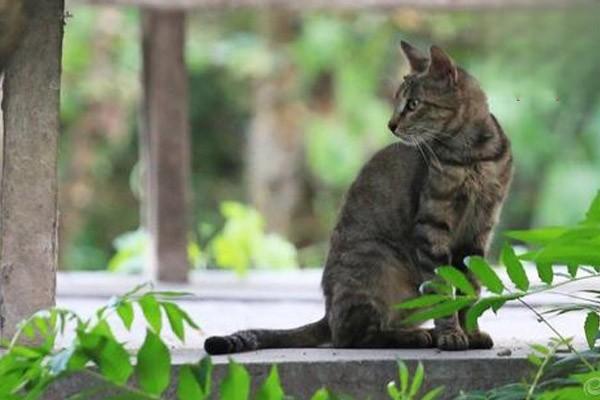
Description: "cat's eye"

(405, 98), (420, 111)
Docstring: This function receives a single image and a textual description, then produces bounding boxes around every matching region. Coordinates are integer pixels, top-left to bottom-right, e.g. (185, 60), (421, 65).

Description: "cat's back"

(331, 142), (425, 245)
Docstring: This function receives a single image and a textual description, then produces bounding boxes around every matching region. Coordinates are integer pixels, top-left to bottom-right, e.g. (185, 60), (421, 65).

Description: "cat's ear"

(400, 40), (429, 73)
(428, 45), (458, 86)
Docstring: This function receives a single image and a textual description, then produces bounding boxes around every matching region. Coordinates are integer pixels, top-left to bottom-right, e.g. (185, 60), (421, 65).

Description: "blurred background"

(59, 4), (600, 274)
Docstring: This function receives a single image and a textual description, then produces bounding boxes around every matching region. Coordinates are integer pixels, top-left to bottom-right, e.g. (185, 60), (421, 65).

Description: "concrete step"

(43, 348), (533, 400)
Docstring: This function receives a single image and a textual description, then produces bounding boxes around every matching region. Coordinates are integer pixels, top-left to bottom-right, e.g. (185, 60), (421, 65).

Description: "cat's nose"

(388, 120), (398, 132)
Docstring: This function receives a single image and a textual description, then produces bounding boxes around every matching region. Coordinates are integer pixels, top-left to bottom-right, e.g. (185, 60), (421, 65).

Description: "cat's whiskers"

(415, 132), (444, 172)
(421, 140), (443, 172)
(412, 137), (432, 170)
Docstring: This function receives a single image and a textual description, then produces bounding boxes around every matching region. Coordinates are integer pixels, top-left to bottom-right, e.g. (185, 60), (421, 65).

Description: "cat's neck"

(430, 113), (507, 166)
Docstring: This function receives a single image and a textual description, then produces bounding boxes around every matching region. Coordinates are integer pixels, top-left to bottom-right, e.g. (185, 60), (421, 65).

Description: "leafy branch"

(399, 191), (600, 398)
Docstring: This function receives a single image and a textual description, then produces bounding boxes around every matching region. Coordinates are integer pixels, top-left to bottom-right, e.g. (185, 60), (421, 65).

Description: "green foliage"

(0, 289), (449, 399)
(295, 15), (394, 190)
(584, 312), (599, 350)
(387, 361), (443, 400)
(177, 357), (213, 400)
(256, 366), (285, 400)
(220, 360), (251, 400)
(136, 330), (171, 396)
(107, 202), (299, 276)
(209, 202), (299, 275)
(398, 191), (600, 341)
(501, 243), (529, 291)
(466, 256), (504, 295)
(507, 190), (600, 268)
(436, 266), (476, 296)
(400, 192), (600, 399)
(107, 229), (204, 274)
(0, 284), (200, 400)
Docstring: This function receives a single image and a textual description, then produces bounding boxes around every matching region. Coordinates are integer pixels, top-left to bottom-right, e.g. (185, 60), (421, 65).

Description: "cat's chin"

(394, 134), (419, 147)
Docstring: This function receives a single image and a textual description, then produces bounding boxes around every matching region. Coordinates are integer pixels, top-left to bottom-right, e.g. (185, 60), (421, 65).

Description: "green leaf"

(421, 386), (444, 400)
(116, 301), (134, 331)
(78, 332), (133, 385)
(501, 244), (529, 291)
(178, 365), (205, 400)
(464, 300), (493, 333)
(585, 312), (599, 349)
(436, 266), (476, 296)
(162, 302), (185, 342)
(175, 357), (213, 400)
(536, 244), (600, 267)
(567, 264), (578, 278)
(66, 349), (89, 372)
(257, 365), (285, 400)
(193, 356), (213, 396)
(90, 319), (114, 339)
(408, 362), (424, 397)
(584, 191), (600, 224)
(403, 298), (473, 326)
(136, 329), (171, 396)
(505, 227), (568, 245)
(161, 302), (200, 331)
(138, 295), (162, 334)
(398, 360), (409, 394)
(530, 344), (549, 355)
(220, 360), (250, 400)
(536, 262), (554, 285)
(528, 354), (542, 366)
(311, 388), (331, 400)
(180, 310), (201, 331)
(395, 295), (449, 310)
(467, 257), (504, 294)
(418, 280), (453, 296)
(386, 382), (400, 400)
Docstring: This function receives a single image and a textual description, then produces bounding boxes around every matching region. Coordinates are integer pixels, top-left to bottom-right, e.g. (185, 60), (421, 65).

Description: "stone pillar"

(0, 0), (64, 340)
(140, 10), (191, 283)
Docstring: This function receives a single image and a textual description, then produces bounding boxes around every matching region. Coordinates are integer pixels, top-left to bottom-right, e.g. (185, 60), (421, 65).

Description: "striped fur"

(204, 42), (513, 354)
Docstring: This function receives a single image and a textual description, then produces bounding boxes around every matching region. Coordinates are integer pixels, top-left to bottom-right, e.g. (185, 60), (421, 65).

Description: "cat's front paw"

(436, 329), (469, 351)
(467, 331), (494, 349)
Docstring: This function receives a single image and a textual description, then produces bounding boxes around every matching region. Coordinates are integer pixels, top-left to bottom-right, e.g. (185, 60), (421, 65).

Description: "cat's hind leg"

(329, 301), (433, 349)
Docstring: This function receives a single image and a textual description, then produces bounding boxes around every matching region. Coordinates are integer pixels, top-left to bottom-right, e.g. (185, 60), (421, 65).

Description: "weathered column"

(0, 0), (63, 340)
(141, 10), (190, 283)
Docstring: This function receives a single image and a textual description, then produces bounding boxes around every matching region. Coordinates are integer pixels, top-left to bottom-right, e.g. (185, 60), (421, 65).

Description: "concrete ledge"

(43, 348), (533, 400)
(214, 348), (532, 399)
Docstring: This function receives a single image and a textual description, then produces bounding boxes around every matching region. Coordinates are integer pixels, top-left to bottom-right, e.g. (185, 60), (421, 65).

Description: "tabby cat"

(205, 41), (513, 354)
(0, 0), (26, 72)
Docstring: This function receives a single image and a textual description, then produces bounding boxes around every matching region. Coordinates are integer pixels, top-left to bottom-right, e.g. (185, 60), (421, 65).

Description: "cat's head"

(388, 41), (489, 145)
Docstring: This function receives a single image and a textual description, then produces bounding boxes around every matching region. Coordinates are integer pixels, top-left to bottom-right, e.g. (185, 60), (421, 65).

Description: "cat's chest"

(427, 163), (501, 234)
(429, 163), (500, 203)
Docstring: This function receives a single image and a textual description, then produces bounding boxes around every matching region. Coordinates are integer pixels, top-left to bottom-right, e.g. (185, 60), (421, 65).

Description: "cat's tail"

(204, 317), (330, 355)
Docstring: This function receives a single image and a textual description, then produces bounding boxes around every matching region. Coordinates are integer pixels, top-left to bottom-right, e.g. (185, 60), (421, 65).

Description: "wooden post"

(141, 10), (191, 283)
(0, 0), (64, 340)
